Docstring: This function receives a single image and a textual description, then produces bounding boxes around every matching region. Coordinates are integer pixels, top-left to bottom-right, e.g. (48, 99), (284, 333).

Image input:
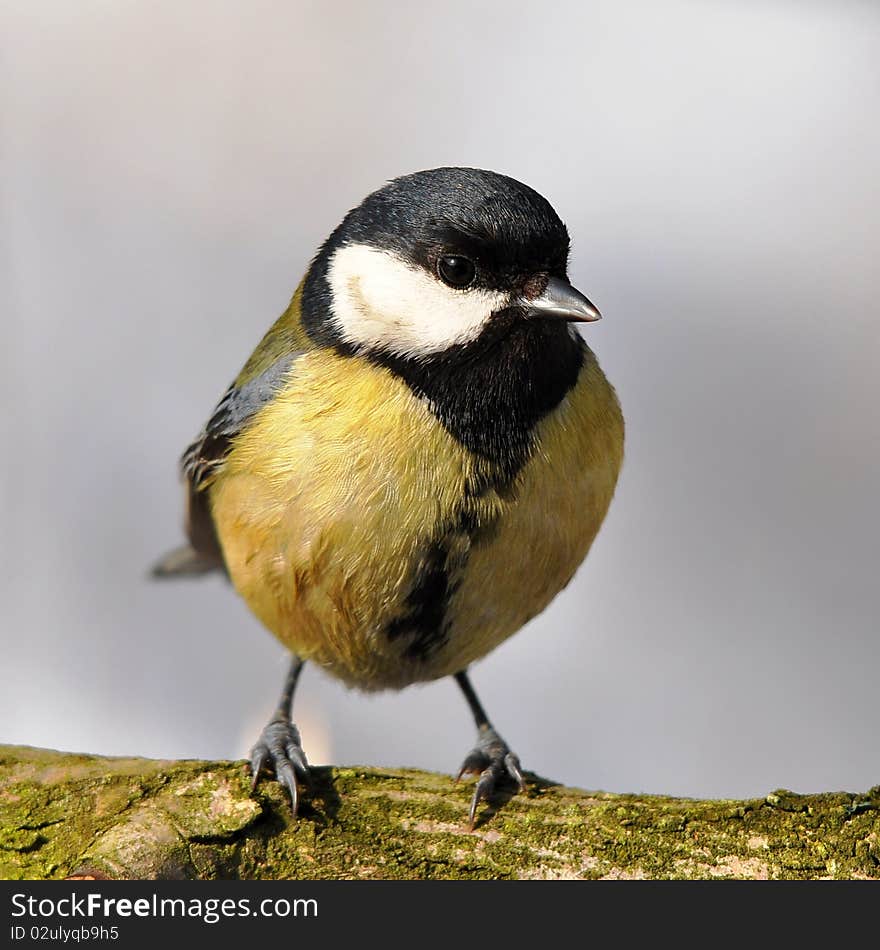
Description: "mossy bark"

(1, 745), (878, 880)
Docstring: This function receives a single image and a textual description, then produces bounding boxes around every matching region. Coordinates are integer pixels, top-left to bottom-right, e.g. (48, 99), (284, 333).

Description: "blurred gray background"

(3, 0), (878, 800)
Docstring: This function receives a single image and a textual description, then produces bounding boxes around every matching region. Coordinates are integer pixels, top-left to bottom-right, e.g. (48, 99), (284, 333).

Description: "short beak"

(522, 275), (602, 323)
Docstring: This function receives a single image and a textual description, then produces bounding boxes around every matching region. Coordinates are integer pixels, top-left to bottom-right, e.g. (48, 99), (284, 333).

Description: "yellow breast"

(208, 348), (623, 690)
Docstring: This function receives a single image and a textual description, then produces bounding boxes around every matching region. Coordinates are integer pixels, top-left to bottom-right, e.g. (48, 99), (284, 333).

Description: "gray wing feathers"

(152, 353), (301, 579)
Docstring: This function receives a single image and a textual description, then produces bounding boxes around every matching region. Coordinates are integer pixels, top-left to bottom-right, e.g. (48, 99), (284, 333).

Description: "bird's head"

(301, 167), (600, 360)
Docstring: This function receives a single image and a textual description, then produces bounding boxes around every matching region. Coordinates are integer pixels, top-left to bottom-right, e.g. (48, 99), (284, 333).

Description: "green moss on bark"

(1, 745), (877, 880)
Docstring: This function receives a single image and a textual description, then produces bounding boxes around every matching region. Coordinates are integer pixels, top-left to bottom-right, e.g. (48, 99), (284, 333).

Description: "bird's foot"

(249, 715), (310, 817)
(456, 725), (525, 829)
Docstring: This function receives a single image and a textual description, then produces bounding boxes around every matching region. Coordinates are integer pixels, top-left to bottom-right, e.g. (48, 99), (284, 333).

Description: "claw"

(469, 768), (498, 830)
(249, 746), (269, 793)
(275, 759), (300, 817)
(457, 749), (489, 782)
(248, 715), (310, 817)
(504, 752), (525, 791)
(456, 726), (525, 830)
(286, 741), (309, 774)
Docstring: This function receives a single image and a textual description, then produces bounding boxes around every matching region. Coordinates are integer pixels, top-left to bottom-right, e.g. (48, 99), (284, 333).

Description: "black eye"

(437, 255), (476, 288)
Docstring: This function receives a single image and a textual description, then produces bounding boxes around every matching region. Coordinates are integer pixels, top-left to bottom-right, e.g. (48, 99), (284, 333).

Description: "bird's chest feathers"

(209, 347), (622, 688)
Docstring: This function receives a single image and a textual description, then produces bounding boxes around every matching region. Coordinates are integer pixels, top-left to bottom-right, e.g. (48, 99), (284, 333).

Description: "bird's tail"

(150, 545), (223, 579)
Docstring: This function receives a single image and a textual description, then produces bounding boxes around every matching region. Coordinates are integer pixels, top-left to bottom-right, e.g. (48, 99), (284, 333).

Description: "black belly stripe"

(385, 541), (458, 661)
(384, 496), (503, 662)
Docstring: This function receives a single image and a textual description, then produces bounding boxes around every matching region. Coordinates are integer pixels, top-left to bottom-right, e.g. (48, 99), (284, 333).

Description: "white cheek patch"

(327, 243), (508, 358)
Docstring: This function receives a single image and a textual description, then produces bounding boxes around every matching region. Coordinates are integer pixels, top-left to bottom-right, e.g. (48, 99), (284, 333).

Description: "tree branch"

(1, 745), (877, 880)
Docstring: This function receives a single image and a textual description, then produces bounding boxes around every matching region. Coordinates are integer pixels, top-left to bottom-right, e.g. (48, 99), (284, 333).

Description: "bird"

(153, 166), (624, 829)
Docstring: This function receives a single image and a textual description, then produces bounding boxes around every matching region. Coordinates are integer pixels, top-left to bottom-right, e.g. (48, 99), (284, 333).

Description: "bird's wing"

(153, 284), (313, 577)
(162, 352), (303, 575)
(181, 353), (302, 493)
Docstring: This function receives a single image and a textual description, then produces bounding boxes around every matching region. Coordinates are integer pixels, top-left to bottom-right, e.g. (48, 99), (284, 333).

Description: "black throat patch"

(367, 314), (585, 486)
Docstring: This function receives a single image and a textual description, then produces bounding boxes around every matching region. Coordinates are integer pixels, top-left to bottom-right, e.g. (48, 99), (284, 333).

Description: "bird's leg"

(249, 655), (310, 816)
(454, 670), (525, 829)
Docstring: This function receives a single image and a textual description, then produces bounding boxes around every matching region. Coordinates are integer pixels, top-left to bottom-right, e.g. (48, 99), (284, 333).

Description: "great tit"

(154, 167), (624, 828)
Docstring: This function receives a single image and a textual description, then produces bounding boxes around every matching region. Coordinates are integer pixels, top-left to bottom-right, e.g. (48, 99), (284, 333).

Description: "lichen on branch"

(1, 745), (877, 880)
